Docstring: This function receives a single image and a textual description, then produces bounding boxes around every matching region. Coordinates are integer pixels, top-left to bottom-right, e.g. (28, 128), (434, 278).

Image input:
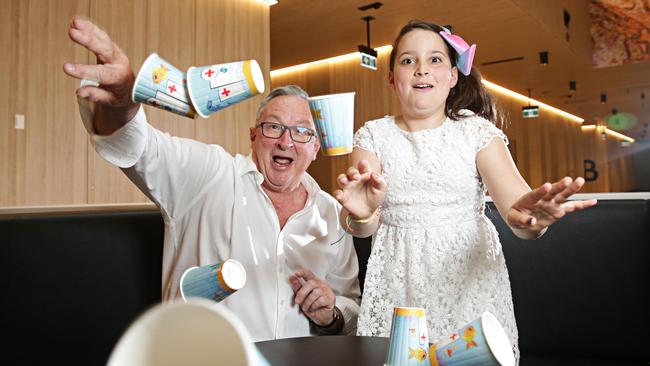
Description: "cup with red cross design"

(186, 60), (265, 118)
(132, 53), (197, 118)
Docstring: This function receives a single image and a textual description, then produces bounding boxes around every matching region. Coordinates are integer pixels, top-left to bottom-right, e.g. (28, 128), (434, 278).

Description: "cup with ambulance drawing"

(180, 259), (247, 303)
(427, 312), (515, 366)
(131, 53), (197, 118)
(186, 60), (265, 118)
(385, 307), (431, 366)
(308, 92), (355, 156)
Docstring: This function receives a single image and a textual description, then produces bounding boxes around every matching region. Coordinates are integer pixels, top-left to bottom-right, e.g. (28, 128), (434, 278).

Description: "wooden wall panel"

(88, 0), (149, 204)
(0, 0), (90, 207)
(271, 48), (635, 195)
(1, 0), (270, 207)
(194, 0), (270, 155)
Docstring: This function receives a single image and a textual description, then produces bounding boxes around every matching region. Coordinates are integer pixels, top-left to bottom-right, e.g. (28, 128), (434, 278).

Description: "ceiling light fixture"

(270, 45), (392, 77)
(580, 125), (635, 143)
(257, 0), (278, 5)
(358, 16), (378, 70)
(482, 80), (583, 123)
(358, 1), (383, 11)
(539, 51), (549, 65)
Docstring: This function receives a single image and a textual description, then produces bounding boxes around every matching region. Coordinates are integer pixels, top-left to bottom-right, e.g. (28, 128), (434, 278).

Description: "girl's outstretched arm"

(334, 148), (387, 238)
(477, 138), (597, 240)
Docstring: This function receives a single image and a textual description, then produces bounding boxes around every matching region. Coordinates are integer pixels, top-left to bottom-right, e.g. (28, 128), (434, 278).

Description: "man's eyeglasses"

(256, 122), (316, 143)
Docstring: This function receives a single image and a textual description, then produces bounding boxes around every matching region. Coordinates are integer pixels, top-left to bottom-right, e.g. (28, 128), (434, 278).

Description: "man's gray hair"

(256, 85), (310, 121)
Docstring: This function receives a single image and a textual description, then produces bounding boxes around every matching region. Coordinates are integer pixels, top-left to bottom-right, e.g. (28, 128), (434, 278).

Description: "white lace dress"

(354, 111), (519, 361)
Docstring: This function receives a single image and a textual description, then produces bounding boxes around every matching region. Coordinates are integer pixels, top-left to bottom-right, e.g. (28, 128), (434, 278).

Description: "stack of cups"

(180, 259), (247, 303)
(132, 53), (265, 119)
(384, 308), (515, 366)
(308, 92), (356, 156)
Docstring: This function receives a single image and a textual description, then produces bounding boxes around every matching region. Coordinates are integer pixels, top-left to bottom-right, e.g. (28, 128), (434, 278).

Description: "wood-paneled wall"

(1, 0), (270, 207)
(271, 48), (635, 194)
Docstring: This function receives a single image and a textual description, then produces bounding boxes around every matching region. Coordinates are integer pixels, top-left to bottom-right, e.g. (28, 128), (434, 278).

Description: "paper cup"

(187, 60), (265, 118)
(180, 259), (247, 303)
(428, 312), (515, 366)
(308, 92), (355, 156)
(385, 307), (431, 366)
(107, 299), (270, 366)
(132, 53), (197, 118)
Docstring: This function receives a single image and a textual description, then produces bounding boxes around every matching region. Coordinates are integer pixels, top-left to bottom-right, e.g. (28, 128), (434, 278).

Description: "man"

(63, 17), (360, 341)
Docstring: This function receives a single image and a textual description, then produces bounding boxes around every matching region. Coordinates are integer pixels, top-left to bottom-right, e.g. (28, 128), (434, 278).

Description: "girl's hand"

(334, 160), (387, 219)
(506, 177), (597, 233)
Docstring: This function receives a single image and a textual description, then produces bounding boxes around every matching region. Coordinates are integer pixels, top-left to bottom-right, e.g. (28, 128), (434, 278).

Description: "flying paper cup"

(385, 307), (431, 366)
(132, 53), (197, 118)
(187, 60), (265, 118)
(428, 312), (515, 366)
(308, 92), (355, 156)
(180, 259), (247, 303)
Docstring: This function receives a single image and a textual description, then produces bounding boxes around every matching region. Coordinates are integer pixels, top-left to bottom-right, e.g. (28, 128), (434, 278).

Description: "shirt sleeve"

(78, 101), (233, 223)
(475, 117), (508, 153)
(326, 203), (361, 335)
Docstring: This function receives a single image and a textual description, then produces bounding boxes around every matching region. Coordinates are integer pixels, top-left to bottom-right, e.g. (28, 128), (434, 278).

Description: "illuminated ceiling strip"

(580, 125), (635, 143)
(270, 45), (393, 77)
(271, 47), (584, 124)
(481, 80), (584, 124)
(256, 0), (278, 5)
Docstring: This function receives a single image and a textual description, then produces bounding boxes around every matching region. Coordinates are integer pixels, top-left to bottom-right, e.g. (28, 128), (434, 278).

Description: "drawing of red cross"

(168, 84), (177, 93)
(221, 88), (231, 97)
(204, 69), (215, 78)
(421, 334), (427, 342)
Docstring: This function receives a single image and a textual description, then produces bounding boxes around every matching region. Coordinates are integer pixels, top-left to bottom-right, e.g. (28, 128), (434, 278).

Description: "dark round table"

(256, 335), (389, 366)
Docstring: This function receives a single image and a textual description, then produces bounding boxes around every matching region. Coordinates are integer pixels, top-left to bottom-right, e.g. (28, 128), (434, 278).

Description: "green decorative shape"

(605, 112), (637, 131)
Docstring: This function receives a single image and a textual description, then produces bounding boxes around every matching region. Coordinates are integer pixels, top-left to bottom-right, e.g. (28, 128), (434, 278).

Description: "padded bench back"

(488, 200), (649, 362)
(0, 211), (164, 365)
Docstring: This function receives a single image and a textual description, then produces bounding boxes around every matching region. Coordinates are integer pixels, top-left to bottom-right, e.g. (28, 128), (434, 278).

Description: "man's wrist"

(310, 307), (344, 335)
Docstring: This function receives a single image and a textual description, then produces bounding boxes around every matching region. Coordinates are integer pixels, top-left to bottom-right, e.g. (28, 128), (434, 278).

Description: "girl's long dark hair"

(389, 20), (505, 127)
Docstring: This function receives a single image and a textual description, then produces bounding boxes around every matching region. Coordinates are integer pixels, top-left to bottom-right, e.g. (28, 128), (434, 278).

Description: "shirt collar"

(241, 153), (322, 204)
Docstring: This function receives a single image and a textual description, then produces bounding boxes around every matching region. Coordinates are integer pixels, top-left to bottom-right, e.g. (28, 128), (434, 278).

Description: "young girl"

(334, 20), (597, 360)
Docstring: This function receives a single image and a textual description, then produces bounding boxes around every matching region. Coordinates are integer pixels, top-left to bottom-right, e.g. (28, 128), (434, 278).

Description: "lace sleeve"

(353, 123), (375, 154)
(475, 118), (508, 153)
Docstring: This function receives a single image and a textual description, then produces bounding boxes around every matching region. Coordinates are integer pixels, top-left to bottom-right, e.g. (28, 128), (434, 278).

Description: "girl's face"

(390, 29), (458, 120)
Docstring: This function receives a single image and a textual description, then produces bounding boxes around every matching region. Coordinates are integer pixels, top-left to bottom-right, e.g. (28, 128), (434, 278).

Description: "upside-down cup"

(428, 312), (515, 366)
(180, 259), (247, 303)
(186, 60), (265, 118)
(107, 299), (270, 366)
(131, 53), (197, 118)
(385, 307), (431, 366)
(308, 92), (355, 156)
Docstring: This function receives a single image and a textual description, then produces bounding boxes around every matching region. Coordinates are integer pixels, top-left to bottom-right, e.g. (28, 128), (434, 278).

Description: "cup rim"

(185, 66), (210, 119)
(481, 312), (515, 366)
(308, 92), (356, 101)
(178, 265), (199, 302)
(131, 53), (161, 104)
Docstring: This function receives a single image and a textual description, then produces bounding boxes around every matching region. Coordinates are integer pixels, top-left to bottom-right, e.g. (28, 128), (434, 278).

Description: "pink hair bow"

(439, 27), (476, 76)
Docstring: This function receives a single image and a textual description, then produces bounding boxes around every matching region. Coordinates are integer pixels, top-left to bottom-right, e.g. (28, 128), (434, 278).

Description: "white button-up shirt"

(82, 105), (361, 342)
